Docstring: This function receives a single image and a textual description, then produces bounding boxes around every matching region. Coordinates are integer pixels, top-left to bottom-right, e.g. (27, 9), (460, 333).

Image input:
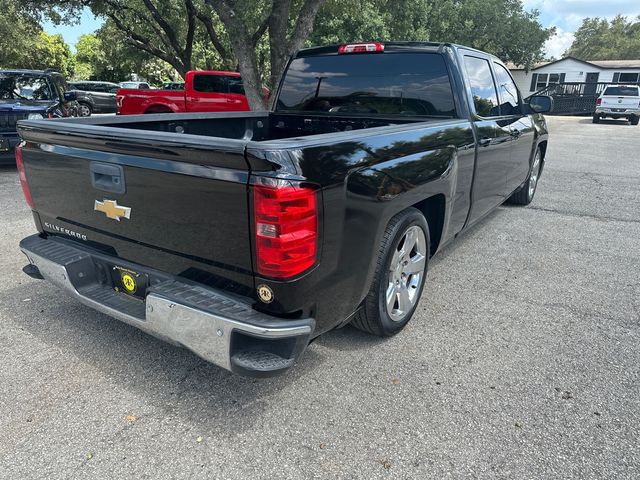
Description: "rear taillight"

(116, 95), (124, 109)
(596, 98), (602, 106)
(254, 183), (318, 279)
(15, 143), (34, 209)
(338, 42), (384, 54)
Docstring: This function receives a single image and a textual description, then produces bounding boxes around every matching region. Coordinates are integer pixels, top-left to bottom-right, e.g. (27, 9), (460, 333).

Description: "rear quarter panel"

(246, 120), (475, 334)
(118, 89), (186, 114)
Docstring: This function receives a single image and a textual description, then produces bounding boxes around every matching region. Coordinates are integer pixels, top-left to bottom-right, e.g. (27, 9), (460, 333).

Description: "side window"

(193, 75), (226, 93)
(91, 84), (106, 92)
(493, 63), (520, 115)
(463, 56), (499, 117)
(227, 77), (245, 95)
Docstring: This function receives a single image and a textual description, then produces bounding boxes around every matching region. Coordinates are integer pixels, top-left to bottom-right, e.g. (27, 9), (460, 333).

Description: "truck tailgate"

(17, 121), (255, 292)
(601, 96), (639, 109)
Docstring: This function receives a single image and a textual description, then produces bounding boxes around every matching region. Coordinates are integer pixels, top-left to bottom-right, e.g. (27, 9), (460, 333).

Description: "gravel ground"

(0, 116), (638, 479)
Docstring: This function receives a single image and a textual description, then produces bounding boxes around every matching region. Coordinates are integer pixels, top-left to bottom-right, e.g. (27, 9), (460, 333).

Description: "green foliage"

(566, 15), (640, 60)
(32, 32), (75, 76)
(73, 25), (176, 84)
(4, 0), (554, 102)
(0, 0), (43, 69)
(311, 0), (553, 69)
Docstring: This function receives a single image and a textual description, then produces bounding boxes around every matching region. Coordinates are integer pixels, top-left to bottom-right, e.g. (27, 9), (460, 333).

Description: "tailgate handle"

(90, 162), (126, 194)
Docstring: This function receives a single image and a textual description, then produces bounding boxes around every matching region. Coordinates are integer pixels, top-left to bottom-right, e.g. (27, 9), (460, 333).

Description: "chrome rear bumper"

(20, 234), (314, 377)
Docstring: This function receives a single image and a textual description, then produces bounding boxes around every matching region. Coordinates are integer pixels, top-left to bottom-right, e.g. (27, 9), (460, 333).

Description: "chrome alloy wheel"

(386, 225), (427, 322)
(528, 150), (541, 199)
(78, 103), (92, 117)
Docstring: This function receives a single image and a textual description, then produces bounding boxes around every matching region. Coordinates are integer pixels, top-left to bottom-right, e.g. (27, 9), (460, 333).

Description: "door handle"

(90, 162), (126, 194)
(478, 137), (492, 147)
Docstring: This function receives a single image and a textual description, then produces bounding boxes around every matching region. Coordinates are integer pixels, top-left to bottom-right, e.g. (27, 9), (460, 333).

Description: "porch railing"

(527, 82), (640, 115)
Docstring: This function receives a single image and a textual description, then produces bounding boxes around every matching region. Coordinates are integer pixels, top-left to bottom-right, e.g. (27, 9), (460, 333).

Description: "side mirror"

(109, 87), (119, 94)
(63, 91), (77, 102)
(527, 95), (553, 114)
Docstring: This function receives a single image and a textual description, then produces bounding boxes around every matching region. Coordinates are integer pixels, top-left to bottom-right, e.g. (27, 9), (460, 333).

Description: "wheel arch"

(410, 194), (446, 257)
(144, 104), (174, 114)
(537, 140), (548, 177)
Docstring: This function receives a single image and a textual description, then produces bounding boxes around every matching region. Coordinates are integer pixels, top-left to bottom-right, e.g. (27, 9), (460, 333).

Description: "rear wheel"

(78, 102), (92, 117)
(506, 147), (541, 206)
(351, 208), (429, 337)
(592, 114), (600, 124)
(630, 115), (639, 126)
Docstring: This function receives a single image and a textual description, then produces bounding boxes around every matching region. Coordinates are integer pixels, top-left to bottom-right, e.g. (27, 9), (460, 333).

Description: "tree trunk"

(268, 0), (325, 107)
(205, 0), (267, 110)
(206, 0), (326, 111)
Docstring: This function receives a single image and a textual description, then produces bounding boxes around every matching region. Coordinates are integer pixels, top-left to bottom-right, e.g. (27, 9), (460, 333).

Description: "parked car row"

(0, 66), (265, 164)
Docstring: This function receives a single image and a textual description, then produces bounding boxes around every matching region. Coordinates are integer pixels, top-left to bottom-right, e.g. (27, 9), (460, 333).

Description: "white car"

(593, 85), (640, 125)
(118, 81), (151, 90)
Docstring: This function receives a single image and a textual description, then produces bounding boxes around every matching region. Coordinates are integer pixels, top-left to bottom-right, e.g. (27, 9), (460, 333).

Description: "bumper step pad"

(20, 234), (314, 376)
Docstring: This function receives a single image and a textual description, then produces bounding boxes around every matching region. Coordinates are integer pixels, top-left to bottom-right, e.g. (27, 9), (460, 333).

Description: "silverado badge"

(94, 199), (131, 221)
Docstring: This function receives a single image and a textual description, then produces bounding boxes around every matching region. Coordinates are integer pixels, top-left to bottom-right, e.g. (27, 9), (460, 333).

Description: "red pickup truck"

(116, 70), (266, 115)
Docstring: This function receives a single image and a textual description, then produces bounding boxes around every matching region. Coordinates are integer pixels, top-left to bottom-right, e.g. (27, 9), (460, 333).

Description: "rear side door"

(493, 62), (535, 193)
(225, 76), (250, 111)
(186, 72), (236, 112)
(90, 84), (117, 113)
(462, 54), (512, 225)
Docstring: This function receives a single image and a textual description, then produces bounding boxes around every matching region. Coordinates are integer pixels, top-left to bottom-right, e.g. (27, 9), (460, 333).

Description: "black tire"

(351, 208), (430, 337)
(77, 102), (92, 117)
(592, 114), (600, 124)
(506, 147), (542, 206)
(630, 116), (639, 126)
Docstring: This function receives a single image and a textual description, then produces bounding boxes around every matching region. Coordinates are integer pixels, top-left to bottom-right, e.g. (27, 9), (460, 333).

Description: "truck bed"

(43, 110), (425, 142)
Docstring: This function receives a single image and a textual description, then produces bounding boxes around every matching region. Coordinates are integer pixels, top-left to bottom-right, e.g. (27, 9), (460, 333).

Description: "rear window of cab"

(277, 52), (456, 117)
(603, 86), (639, 96)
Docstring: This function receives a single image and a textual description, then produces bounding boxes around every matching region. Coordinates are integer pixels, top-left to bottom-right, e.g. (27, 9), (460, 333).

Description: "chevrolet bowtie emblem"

(94, 199), (131, 221)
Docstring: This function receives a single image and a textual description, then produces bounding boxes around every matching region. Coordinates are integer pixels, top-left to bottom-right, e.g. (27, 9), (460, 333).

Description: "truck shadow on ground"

(2, 280), (331, 434)
(4, 204), (507, 432)
(577, 118), (632, 126)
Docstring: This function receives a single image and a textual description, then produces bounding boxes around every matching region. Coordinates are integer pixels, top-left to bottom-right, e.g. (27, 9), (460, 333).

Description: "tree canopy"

(312, 0), (553, 70)
(0, 0), (75, 77)
(566, 15), (640, 60)
(2, 0), (555, 108)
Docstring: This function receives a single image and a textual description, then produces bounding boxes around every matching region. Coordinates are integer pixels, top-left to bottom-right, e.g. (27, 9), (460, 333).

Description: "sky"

(45, 1), (640, 58)
(523, 0), (640, 57)
(42, 9), (102, 50)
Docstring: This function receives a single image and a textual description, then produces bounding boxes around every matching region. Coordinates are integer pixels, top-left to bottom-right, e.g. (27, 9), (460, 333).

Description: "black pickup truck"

(16, 42), (551, 377)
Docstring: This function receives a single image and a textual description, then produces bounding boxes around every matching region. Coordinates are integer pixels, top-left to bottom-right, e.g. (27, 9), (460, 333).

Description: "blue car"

(0, 69), (77, 165)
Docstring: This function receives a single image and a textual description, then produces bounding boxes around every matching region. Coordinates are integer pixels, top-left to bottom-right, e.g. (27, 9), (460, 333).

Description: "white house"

(508, 57), (640, 96)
